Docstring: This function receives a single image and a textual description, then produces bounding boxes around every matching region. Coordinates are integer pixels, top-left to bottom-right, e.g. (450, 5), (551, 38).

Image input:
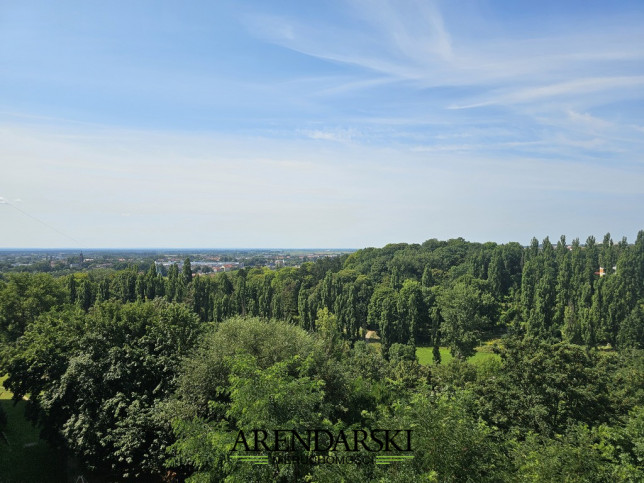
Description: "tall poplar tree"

(182, 257), (193, 286)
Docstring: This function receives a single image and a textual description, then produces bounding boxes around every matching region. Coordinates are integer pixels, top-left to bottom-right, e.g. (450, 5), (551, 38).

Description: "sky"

(1, 0), (643, 248)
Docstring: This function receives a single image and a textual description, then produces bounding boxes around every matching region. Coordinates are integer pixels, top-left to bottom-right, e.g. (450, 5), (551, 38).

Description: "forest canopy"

(0, 232), (643, 481)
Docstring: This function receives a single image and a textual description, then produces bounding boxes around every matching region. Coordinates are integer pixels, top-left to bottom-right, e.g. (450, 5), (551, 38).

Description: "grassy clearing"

(416, 342), (500, 366)
(416, 347), (453, 365)
(0, 375), (66, 483)
(367, 341), (499, 366)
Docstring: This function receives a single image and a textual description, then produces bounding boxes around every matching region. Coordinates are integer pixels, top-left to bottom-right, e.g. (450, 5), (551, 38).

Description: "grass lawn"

(0, 375), (66, 483)
(416, 346), (453, 365)
(416, 343), (500, 366)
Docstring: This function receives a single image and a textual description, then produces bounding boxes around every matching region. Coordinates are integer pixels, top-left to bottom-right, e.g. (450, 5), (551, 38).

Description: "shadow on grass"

(0, 392), (66, 483)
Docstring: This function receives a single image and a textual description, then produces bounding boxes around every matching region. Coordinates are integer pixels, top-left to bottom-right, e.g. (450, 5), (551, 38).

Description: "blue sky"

(1, 0), (643, 248)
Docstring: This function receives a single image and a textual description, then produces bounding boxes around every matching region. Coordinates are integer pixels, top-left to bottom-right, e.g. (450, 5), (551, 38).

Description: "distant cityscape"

(0, 248), (355, 275)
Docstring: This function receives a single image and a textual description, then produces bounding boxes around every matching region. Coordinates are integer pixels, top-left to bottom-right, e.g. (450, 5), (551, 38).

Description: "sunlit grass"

(416, 347), (453, 365)
(416, 342), (500, 366)
(0, 375), (10, 400)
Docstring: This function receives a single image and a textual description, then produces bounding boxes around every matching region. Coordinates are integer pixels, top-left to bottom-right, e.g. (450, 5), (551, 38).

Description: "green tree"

(77, 278), (94, 312)
(617, 305), (644, 349)
(166, 263), (180, 301)
(476, 338), (612, 436)
(66, 274), (77, 304)
(378, 291), (398, 356)
(398, 279), (426, 346)
(316, 307), (341, 352)
(182, 257), (192, 286)
(487, 247), (507, 299)
(0, 273), (66, 343)
(3, 300), (202, 479)
(438, 278), (496, 359)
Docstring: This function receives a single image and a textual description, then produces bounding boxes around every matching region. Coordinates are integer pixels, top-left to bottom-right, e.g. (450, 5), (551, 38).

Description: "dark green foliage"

(2, 299), (202, 479)
(378, 290), (398, 356)
(388, 343), (416, 363)
(182, 257), (192, 286)
(476, 338), (612, 436)
(38, 230), (634, 357)
(437, 277), (497, 359)
(617, 305), (644, 349)
(512, 420), (643, 482)
(0, 401), (6, 431)
(397, 279), (426, 346)
(0, 273), (66, 343)
(432, 344), (441, 365)
(606, 349), (644, 416)
(110, 267), (138, 303)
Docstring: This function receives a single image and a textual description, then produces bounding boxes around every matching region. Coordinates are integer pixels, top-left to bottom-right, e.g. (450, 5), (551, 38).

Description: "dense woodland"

(1, 232), (643, 481)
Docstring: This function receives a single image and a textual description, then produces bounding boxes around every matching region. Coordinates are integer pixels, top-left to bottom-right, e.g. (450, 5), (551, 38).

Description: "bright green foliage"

(172, 317), (318, 418)
(169, 318), (324, 481)
(172, 352), (329, 483)
(316, 306), (343, 354)
(313, 390), (508, 483)
(169, 317), (432, 482)
(228, 355), (327, 481)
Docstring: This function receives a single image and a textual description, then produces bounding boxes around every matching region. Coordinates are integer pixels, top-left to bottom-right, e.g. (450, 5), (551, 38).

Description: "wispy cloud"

(451, 76), (644, 109)
(565, 110), (613, 131)
(246, 0), (455, 81)
(300, 128), (359, 143)
(243, 1), (644, 179)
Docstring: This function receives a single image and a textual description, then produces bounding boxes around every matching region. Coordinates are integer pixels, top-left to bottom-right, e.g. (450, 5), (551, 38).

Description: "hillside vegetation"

(0, 232), (643, 481)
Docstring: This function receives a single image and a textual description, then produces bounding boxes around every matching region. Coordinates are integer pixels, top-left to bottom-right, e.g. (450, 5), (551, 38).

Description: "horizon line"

(0, 247), (359, 251)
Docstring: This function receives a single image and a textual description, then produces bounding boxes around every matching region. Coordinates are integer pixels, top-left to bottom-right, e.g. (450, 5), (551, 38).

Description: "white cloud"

(300, 128), (359, 143)
(566, 110), (612, 131)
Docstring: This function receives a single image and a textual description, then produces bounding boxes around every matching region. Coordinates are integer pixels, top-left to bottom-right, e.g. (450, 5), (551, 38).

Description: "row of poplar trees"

(48, 230), (644, 359)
